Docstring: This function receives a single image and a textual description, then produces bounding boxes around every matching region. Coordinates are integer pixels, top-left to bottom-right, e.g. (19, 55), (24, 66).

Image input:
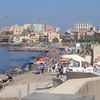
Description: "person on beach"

(39, 63), (45, 74)
(51, 64), (56, 73)
(63, 66), (68, 80)
(57, 65), (63, 78)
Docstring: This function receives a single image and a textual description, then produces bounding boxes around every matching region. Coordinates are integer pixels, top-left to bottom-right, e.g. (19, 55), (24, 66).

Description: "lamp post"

(91, 31), (94, 66)
(91, 44), (94, 66)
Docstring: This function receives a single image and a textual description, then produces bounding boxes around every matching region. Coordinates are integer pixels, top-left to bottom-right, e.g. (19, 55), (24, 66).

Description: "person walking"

(63, 66), (68, 80)
(39, 63), (45, 74)
(57, 66), (63, 78)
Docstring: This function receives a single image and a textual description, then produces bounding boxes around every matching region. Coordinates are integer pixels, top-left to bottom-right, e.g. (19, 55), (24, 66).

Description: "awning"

(62, 54), (86, 62)
(60, 58), (71, 62)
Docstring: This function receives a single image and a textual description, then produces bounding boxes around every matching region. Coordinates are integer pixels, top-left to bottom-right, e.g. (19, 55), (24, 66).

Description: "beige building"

(48, 32), (61, 42)
(26, 32), (62, 43)
(26, 32), (40, 42)
(9, 24), (24, 35)
(23, 24), (32, 30)
(94, 44), (100, 61)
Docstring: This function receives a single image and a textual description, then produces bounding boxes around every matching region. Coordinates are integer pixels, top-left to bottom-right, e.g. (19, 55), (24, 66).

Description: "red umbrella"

(36, 60), (45, 65)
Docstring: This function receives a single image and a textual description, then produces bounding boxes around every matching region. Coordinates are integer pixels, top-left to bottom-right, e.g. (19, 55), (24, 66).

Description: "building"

(33, 24), (45, 33)
(23, 24), (32, 30)
(55, 27), (60, 32)
(74, 24), (94, 31)
(0, 23), (61, 43)
(9, 24), (24, 35)
(1, 27), (10, 32)
(95, 27), (100, 38)
(66, 29), (77, 41)
(73, 24), (95, 40)
(48, 32), (62, 42)
(45, 24), (55, 32)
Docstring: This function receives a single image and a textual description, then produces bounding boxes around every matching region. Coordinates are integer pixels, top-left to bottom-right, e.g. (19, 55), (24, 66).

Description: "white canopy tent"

(62, 54), (86, 67)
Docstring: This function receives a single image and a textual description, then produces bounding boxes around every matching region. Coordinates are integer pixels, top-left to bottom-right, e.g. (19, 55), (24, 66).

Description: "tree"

(52, 37), (59, 43)
(2, 31), (13, 36)
(22, 39), (27, 42)
(61, 35), (67, 42)
(64, 32), (70, 36)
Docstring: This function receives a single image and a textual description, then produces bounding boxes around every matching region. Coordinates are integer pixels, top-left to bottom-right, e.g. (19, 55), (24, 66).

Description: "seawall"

(50, 72), (100, 100)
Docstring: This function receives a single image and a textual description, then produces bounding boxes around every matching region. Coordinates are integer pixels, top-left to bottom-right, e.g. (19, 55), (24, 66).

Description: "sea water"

(0, 47), (43, 72)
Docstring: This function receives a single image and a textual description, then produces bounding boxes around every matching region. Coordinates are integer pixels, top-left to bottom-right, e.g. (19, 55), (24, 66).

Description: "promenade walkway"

(0, 82), (53, 98)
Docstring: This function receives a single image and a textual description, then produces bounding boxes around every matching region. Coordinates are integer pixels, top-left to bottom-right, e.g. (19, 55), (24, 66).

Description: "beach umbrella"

(53, 55), (62, 59)
(36, 60), (45, 65)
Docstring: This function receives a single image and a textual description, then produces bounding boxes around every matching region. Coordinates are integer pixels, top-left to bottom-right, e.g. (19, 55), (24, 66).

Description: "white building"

(34, 24), (45, 33)
(74, 24), (95, 32)
(55, 27), (60, 32)
(23, 24), (32, 30)
(73, 23), (95, 40)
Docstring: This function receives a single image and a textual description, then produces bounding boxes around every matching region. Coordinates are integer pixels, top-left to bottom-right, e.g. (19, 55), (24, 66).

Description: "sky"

(0, 0), (100, 30)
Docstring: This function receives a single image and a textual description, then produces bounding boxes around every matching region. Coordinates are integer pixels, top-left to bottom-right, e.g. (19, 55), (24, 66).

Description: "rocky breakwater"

(0, 74), (12, 90)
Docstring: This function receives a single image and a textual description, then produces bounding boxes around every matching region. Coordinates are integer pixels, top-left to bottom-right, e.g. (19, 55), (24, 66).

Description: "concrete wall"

(22, 93), (94, 100)
(51, 72), (98, 87)
(67, 72), (98, 79)
(50, 74), (100, 100)
(76, 77), (100, 100)
(94, 44), (100, 60)
(0, 97), (18, 100)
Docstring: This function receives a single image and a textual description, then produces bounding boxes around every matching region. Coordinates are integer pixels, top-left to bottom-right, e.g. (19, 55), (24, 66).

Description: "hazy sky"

(0, 0), (100, 30)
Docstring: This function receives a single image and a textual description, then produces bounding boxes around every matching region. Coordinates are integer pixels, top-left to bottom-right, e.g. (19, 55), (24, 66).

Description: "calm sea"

(0, 47), (43, 72)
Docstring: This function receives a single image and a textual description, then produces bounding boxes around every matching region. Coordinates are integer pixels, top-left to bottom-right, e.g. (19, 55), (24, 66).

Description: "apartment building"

(48, 32), (61, 42)
(9, 24), (24, 35)
(73, 24), (95, 40)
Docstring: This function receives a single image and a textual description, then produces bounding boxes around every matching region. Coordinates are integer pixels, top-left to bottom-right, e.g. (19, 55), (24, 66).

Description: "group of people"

(49, 62), (68, 80)
(56, 65), (68, 80)
(33, 63), (46, 74)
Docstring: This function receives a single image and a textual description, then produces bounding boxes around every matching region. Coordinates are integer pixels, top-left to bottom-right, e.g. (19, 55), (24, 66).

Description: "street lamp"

(91, 44), (94, 66)
(90, 30), (95, 66)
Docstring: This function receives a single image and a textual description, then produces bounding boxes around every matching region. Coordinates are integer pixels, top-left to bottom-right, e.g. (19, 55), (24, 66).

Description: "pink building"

(45, 24), (55, 32)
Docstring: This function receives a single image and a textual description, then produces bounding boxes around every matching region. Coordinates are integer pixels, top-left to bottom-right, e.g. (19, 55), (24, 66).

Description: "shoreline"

(0, 42), (50, 52)
(7, 46), (50, 52)
(0, 46), (48, 73)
